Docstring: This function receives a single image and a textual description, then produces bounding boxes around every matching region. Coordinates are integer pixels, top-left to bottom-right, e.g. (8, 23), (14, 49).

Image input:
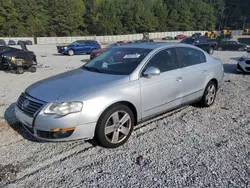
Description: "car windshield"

(180, 38), (194, 44)
(69, 41), (79, 45)
(82, 48), (152, 75)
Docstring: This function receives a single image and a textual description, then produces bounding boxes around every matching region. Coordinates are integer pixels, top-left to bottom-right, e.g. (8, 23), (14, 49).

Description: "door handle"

(176, 77), (183, 82)
(203, 70), (207, 75)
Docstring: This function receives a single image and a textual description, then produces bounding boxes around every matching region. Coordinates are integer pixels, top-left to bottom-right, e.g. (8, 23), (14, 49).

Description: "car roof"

(116, 42), (194, 50)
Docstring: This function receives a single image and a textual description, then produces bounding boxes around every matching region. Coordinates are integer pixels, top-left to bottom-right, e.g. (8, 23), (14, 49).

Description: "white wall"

(1, 37), (34, 44)
(1, 30), (244, 45)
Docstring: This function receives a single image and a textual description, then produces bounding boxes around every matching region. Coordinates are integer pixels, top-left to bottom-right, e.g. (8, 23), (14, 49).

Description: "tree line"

(0, 0), (249, 37)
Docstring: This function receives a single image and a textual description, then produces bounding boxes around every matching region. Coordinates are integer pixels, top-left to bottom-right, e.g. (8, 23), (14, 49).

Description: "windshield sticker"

(102, 62), (108, 68)
(123, 54), (141, 59)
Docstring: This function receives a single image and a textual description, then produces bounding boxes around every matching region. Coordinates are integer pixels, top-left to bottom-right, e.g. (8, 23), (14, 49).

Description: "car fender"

(76, 80), (141, 126)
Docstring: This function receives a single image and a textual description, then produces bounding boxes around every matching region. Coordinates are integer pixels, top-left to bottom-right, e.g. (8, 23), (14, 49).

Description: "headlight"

(9, 57), (15, 62)
(64, 46), (67, 49)
(44, 102), (83, 116)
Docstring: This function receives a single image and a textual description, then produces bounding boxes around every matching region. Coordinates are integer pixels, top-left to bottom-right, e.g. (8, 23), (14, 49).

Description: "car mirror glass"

(142, 66), (161, 77)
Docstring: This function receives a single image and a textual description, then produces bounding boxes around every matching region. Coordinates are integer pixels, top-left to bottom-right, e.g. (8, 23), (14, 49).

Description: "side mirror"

(143, 66), (161, 77)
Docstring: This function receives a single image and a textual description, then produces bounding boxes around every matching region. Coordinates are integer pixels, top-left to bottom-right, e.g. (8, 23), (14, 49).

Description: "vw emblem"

(21, 99), (30, 110)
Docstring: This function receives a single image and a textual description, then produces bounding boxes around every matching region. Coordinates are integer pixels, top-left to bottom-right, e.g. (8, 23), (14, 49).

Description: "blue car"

(8, 40), (16, 45)
(57, 40), (101, 56)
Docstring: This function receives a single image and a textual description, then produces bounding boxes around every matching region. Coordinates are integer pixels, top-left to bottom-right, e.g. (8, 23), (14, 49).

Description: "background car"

(217, 40), (249, 51)
(0, 39), (6, 46)
(8, 40), (16, 45)
(0, 42), (37, 74)
(16, 43), (224, 148)
(90, 42), (131, 59)
(237, 52), (250, 73)
(180, 37), (216, 54)
(162, 36), (173, 40)
(57, 40), (101, 56)
(174, 34), (187, 40)
(132, 39), (154, 43)
(25, 40), (33, 45)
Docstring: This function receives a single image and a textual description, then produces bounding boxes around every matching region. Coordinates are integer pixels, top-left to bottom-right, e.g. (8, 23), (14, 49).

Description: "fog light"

(50, 126), (75, 132)
(52, 130), (73, 139)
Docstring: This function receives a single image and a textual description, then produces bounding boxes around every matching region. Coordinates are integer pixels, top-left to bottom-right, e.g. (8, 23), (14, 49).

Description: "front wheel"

(199, 81), (217, 107)
(68, 49), (74, 56)
(95, 104), (135, 148)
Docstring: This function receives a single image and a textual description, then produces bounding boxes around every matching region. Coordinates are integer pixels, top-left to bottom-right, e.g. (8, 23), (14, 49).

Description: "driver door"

(139, 48), (183, 118)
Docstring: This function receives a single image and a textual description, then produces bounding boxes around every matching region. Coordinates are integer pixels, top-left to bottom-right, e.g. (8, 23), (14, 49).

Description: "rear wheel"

(218, 47), (223, 51)
(30, 67), (37, 73)
(16, 67), (24, 74)
(238, 47), (244, 51)
(95, 104), (135, 148)
(208, 47), (214, 55)
(199, 81), (217, 107)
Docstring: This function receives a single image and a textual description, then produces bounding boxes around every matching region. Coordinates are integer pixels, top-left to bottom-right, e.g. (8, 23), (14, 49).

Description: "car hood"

(25, 68), (129, 102)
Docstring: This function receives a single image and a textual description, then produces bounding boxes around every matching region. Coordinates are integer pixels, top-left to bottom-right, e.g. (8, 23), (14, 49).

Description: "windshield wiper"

(82, 66), (102, 73)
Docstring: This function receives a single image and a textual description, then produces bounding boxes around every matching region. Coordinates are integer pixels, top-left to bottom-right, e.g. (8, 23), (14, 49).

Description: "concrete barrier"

(1, 30), (245, 45)
(0, 37), (34, 44)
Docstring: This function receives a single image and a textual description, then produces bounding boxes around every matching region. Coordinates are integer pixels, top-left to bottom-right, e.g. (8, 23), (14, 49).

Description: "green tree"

(48, 0), (86, 36)
(0, 0), (18, 36)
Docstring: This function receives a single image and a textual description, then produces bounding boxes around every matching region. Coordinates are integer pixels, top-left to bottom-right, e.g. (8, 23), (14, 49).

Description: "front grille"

(245, 60), (250, 65)
(17, 93), (44, 117)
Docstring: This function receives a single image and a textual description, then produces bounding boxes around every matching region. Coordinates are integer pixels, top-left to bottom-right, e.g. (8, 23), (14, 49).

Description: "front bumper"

(237, 62), (250, 73)
(15, 105), (96, 141)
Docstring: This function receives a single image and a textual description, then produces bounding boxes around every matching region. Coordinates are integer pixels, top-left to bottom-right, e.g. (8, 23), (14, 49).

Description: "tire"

(30, 67), (37, 73)
(68, 49), (74, 56)
(95, 104), (135, 148)
(199, 81), (217, 107)
(238, 47), (244, 51)
(16, 67), (24, 74)
(218, 47), (223, 51)
(208, 47), (214, 55)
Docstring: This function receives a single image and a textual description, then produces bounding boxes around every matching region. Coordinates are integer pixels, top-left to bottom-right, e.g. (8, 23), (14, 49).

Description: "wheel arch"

(209, 78), (218, 89)
(97, 101), (138, 125)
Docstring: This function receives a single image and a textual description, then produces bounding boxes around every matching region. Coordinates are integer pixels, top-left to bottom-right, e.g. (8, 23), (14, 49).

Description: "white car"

(237, 53), (250, 73)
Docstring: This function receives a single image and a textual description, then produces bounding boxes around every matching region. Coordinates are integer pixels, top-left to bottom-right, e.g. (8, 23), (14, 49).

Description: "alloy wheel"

(104, 111), (132, 144)
(205, 84), (216, 105)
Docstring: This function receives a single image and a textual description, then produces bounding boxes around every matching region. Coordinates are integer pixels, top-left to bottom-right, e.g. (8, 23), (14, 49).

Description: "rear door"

(139, 47), (183, 118)
(177, 47), (207, 103)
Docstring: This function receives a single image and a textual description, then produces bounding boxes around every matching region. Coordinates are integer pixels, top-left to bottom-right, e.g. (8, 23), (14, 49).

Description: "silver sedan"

(15, 43), (224, 148)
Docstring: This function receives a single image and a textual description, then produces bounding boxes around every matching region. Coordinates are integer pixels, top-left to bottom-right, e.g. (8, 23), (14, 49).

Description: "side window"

(198, 51), (206, 63)
(145, 48), (179, 73)
(78, 41), (86, 45)
(178, 47), (203, 67)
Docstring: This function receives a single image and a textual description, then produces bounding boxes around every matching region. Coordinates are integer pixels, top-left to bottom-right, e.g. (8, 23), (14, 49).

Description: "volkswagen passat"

(15, 43), (224, 148)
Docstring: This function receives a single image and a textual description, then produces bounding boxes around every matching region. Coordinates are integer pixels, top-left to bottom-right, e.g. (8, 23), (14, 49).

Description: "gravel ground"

(0, 46), (250, 188)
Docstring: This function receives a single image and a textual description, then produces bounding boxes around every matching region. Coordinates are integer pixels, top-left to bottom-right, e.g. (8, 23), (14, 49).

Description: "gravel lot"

(0, 46), (250, 188)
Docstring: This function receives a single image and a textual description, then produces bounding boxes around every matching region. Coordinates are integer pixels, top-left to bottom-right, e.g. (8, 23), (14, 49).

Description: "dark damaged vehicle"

(0, 42), (37, 74)
(57, 40), (101, 56)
